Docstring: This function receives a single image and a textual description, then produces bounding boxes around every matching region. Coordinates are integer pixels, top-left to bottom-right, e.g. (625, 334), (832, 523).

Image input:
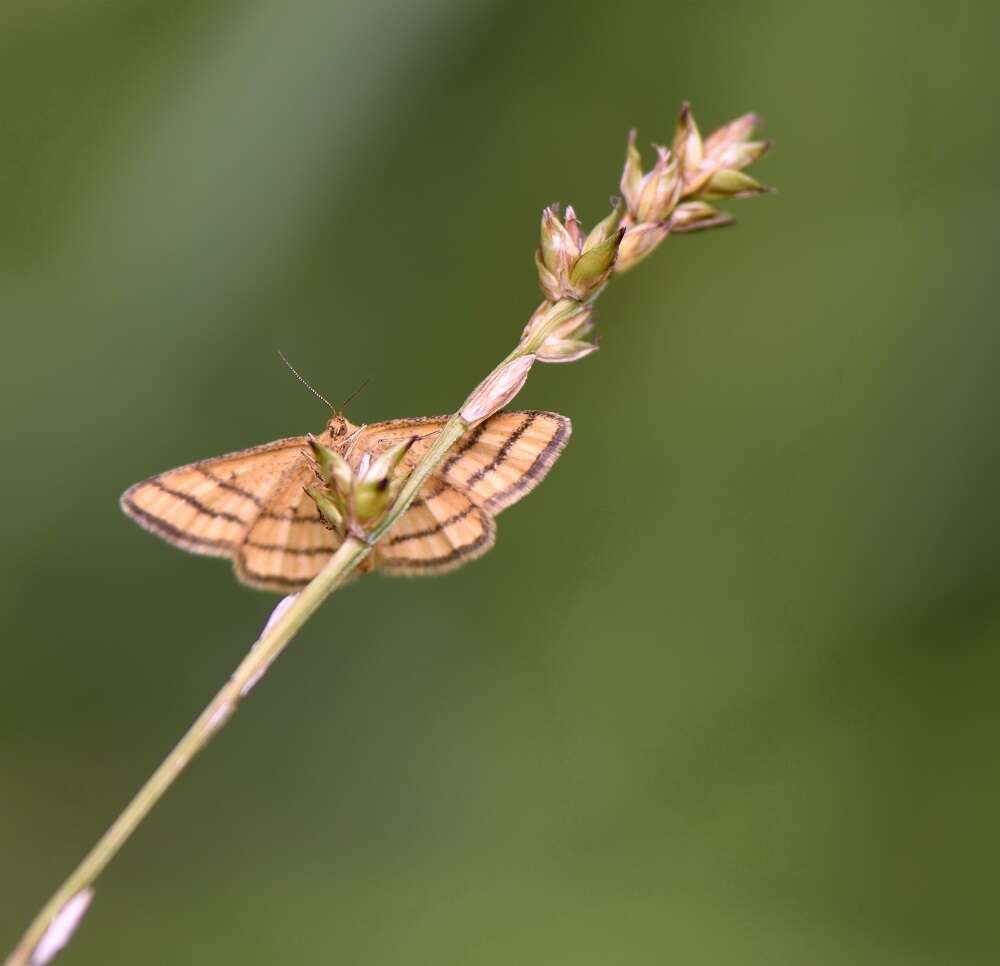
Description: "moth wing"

(120, 437), (307, 559)
(367, 410), (569, 577)
(438, 410), (571, 513)
(361, 411), (572, 514)
(234, 462), (349, 592)
(354, 416), (449, 466)
(375, 478), (496, 576)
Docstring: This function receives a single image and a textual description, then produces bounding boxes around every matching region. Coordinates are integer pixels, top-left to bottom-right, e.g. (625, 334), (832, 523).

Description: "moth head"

(326, 415), (350, 439)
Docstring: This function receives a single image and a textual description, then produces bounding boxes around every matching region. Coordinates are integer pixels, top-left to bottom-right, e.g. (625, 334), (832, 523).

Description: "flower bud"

(30, 889), (95, 966)
(614, 222), (670, 273)
(353, 476), (393, 523)
(461, 354), (536, 424)
(539, 204), (579, 279)
(672, 101), (704, 175)
(679, 107), (773, 196)
(308, 435), (352, 492)
(569, 227), (624, 291)
(582, 198), (624, 251)
(620, 129), (644, 215)
(548, 303), (594, 342)
(305, 434), (416, 536)
(535, 206), (624, 301)
(521, 299), (590, 352)
(620, 132), (682, 225)
(305, 485), (343, 530)
(697, 169), (772, 200)
(563, 205), (584, 249)
(524, 302), (598, 364)
(357, 437), (416, 523)
(714, 139), (771, 170)
(521, 299), (587, 345)
(535, 338), (599, 364)
(534, 249), (562, 303)
(703, 112), (760, 157)
(667, 200), (734, 233)
(363, 437), (416, 487)
(635, 146), (681, 224)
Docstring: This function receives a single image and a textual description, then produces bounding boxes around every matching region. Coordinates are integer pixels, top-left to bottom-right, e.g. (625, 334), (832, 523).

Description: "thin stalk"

(6, 537), (367, 966)
(6, 301), (574, 966)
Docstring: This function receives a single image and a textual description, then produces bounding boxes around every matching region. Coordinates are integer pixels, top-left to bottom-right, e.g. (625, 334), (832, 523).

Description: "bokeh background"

(2, 1), (999, 963)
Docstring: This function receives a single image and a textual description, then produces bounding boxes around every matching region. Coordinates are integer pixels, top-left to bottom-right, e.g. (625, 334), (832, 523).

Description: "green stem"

(6, 536), (368, 966)
(6, 299), (579, 966)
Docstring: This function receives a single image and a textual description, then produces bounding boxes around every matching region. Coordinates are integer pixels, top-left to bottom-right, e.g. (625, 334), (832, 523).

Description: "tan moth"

(120, 410), (571, 592)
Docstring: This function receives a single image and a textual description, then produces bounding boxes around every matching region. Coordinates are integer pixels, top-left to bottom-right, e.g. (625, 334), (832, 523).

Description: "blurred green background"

(2, 1), (999, 963)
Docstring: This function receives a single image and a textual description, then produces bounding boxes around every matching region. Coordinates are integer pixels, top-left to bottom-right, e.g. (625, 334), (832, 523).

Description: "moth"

(120, 410), (571, 592)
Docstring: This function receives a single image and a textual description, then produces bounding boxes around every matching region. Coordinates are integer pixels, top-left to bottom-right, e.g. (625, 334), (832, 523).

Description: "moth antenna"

(339, 377), (372, 414)
(277, 350), (337, 413)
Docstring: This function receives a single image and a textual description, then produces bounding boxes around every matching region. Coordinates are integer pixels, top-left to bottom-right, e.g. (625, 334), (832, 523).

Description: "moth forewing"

(373, 410), (571, 575)
(358, 411), (573, 514)
(438, 410), (572, 512)
(119, 437), (308, 559)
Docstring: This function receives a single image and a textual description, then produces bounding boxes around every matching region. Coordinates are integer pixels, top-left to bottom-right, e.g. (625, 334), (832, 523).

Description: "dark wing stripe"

(483, 415), (570, 511)
(382, 524), (494, 569)
(122, 498), (234, 551)
(464, 412), (537, 487)
(151, 480), (247, 525)
(256, 510), (320, 524)
(243, 539), (333, 557)
(387, 503), (477, 546)
(195, 467), (265, 508)
(233, 566), (308, 590)
(440, 420), (490, 473)
(408, 479), (448, 510)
